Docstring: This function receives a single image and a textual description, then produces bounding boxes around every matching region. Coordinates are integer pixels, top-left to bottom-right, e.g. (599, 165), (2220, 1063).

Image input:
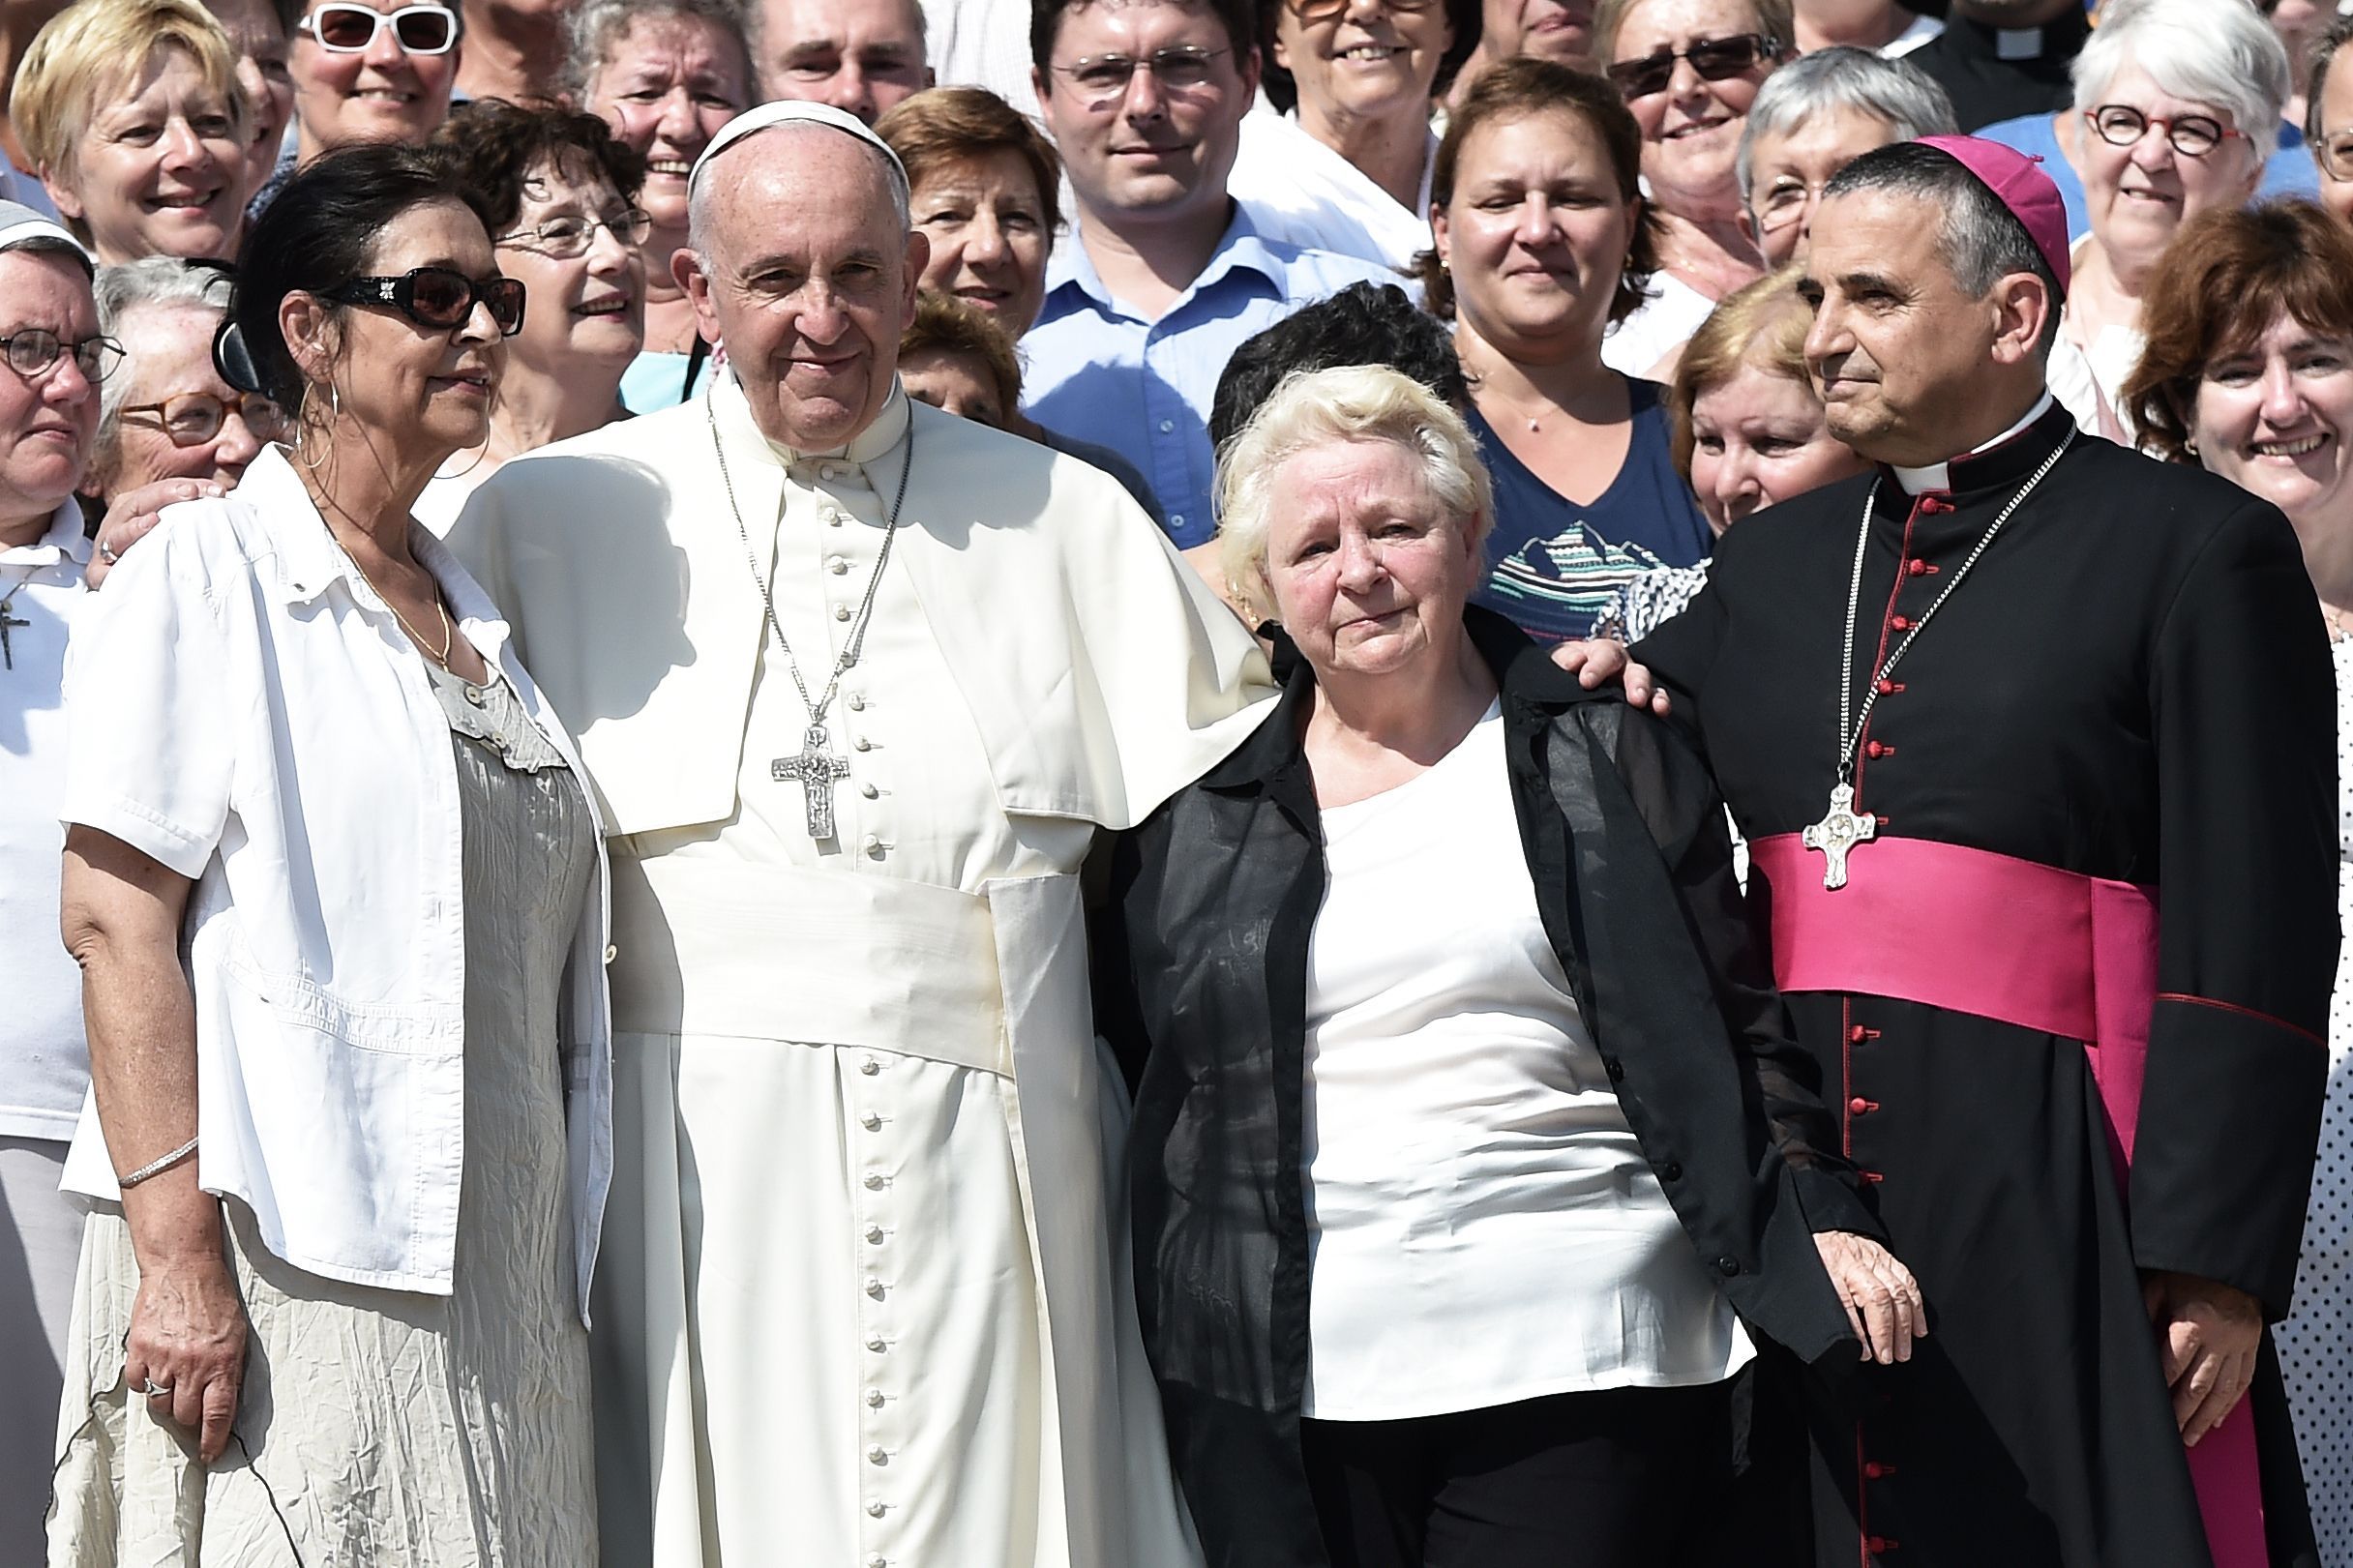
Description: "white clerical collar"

(0, 498), (92, 566)
(1994, 26), (2045, 60)
(715, 366), (913, 469)
(1891, 393), (2055, 495)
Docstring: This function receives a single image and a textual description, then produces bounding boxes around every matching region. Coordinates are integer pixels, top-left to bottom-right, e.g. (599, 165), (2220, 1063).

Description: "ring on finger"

(98, 540), (118, 563)
(134, 1377), (172, 1398)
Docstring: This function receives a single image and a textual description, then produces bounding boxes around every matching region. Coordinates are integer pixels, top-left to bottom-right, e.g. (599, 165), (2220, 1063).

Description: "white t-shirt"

(1601, 271), (1717, 378)
(1299, 701), (1749, 1421)
(0, 502), (91, 1141)
(1228, 108), (1434, 276)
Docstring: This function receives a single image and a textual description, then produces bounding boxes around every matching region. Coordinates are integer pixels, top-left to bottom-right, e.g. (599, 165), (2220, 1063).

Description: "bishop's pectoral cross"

(1802, 783), (1876, 891)
(773, 724), (855, 841)
(0, 597), (26, 671)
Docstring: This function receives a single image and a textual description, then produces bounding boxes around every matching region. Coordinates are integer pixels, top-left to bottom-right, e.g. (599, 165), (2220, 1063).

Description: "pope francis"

(444, 102), (1271, 1567)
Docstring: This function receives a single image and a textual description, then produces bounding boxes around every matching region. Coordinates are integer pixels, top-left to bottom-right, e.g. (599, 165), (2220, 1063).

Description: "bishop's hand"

(2141, 1270), (2263, 1445)
(1547, 638), (1671, 715)
(1815, 1230), (1926, 1365)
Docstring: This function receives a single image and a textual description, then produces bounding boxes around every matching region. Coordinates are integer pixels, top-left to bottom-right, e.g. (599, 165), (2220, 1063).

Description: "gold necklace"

(340, 541), (456, 671)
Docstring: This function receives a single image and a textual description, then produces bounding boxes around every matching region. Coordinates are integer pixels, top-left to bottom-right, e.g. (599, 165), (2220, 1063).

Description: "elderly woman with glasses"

(1093, 362), (1917, 1568)
(1592, 0), (1792, 379)
(84, 257), (280, 516)
(48, 142), (611, 1566)
(413, 98), (645, 530)
(10, 0), (252, 263)
(1733, 45), (1952, 269)
(565, 0), (753, 413)
(2036, 0), (2287, 432)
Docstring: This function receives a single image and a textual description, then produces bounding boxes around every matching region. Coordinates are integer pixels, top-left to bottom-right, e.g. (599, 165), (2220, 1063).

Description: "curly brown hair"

(1412, 57), (1661, 324)
(431, 98), (648, 237)
(901, 291), (1023, 425)
(2124, 199), (2353, 466)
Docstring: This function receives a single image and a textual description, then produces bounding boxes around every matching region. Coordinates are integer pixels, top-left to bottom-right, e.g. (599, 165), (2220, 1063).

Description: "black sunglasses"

(321, 267), (525, 336)
(1604, 33), (1779, 99)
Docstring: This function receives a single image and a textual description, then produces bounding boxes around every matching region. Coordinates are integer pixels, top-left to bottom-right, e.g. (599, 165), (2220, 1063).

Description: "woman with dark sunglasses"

(48, 141), (612, 1567)
(1592, 0), (1791, 380)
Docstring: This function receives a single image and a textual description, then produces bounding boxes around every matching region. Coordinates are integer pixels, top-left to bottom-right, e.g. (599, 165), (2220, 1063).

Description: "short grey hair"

(560, 0), (759, 105)
(93, 256), (234, 468)
(1736, 46), (1955, 203)
(1821, 140), (2063, 357)
(686, 118), (912, 257)
(2070, 0), (2288, 172)
(1216, 365), (1495, 621)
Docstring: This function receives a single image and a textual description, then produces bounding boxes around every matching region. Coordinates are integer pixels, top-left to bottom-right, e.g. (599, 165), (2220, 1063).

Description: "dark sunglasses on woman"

(1604, 33), (1778, 100)
(296, 2), (460, 54)
(322, 268), (526, 336)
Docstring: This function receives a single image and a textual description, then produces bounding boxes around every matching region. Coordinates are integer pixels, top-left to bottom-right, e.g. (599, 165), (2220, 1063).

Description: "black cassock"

(1636, 404), (2336, 1568)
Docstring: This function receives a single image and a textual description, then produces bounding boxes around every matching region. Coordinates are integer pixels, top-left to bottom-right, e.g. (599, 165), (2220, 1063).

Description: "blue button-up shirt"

(1021, 203), (1398, 547)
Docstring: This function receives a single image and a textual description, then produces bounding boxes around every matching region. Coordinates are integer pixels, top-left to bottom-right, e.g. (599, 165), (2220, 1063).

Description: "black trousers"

(1298, 1380), (1735, 1568)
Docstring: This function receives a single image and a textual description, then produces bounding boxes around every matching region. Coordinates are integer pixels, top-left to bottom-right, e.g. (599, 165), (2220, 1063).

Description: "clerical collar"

(0, 498), (91, 566)
(715, 365), (912, 469)
(1943, 5), (2090, 63)
(1891, 393), (2057, 495)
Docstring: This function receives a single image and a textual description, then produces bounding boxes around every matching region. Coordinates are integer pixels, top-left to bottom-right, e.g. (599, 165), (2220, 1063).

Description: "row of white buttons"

(854, 1057), (898, 1555)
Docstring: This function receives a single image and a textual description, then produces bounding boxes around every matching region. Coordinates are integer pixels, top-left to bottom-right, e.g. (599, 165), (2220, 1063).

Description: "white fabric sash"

(606, 855), (1010, 1077)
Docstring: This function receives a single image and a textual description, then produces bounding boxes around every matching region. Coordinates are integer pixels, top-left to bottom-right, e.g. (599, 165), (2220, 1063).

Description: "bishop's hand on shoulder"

(1548, 637), (1671, 715)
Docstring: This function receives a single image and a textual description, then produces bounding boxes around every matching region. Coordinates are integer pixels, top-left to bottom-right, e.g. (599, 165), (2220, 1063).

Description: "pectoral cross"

(1802, 784), (1876, 891)
(0, 594), (26, 671)
(772, 724), (854, 841)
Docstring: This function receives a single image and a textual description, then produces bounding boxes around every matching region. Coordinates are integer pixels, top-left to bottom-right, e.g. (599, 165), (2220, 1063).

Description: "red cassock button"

(1865, 740), (1886, 759)
(1889, 614), (1911, 632)
(1848, 1096), (1871, 1114)
(1848, 1024), (1868, 1043)
(1907, 559), (1928, 576)
(1875, 678), (1895, 695)
(1864, 1461), (1896, 1479)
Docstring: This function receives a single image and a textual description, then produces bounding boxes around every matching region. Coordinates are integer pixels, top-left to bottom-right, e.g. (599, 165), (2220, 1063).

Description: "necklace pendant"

(1801, 784), (1876, 892)
(772, 724), (854, 842)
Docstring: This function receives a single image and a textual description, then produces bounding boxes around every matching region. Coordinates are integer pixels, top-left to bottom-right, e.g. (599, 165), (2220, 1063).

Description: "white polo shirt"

(0, 501), (92, 1142)
(58, 447), (613, 1312)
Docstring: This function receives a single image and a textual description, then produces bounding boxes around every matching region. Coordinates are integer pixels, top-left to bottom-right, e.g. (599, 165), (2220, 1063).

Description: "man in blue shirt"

(1024, 0), (1396, 548)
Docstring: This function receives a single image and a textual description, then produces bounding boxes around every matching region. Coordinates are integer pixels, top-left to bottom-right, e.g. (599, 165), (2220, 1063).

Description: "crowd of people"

(0, 0), (2349, 1564)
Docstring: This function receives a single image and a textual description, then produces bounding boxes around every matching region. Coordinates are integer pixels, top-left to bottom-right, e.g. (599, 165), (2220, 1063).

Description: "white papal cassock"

(446, 373), (1273, 1568)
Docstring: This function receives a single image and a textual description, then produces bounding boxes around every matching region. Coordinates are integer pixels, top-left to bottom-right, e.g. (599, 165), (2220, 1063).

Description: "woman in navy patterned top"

(1416, 58), (1711, 641)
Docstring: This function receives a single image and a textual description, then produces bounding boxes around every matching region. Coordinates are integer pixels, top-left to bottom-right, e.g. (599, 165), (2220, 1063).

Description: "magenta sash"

(1748, 832), (2267, 1568)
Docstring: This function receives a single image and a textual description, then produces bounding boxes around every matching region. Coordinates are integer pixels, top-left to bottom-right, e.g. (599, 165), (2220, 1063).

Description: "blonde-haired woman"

(1604, 265), (1867, 640)
(1092, 364), (1921, 1568)
(11, 0), (250, 262)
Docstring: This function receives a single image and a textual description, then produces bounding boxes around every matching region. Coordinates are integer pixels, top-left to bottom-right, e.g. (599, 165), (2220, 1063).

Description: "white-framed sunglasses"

(296, 2), (460, 54)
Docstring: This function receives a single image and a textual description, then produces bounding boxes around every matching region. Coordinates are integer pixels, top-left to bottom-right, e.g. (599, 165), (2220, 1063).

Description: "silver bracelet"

(116, 1135), (198, 1190)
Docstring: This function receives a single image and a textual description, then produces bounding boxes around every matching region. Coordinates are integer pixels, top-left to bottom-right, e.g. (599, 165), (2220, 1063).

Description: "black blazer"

(1089, 606), (1882, 1568)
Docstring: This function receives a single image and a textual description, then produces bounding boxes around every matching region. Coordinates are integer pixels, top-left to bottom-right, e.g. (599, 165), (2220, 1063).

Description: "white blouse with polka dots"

(2275, 633), (2353, 1564)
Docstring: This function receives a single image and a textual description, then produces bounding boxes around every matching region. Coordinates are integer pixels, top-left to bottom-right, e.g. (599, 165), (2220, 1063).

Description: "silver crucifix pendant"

(1801, 783), (1876, 891)
(772, 723), (854, 841)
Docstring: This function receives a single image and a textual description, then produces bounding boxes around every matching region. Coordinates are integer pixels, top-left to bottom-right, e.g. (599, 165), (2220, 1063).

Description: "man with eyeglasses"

(1023, 0), (1393, 553)
(0, 201), (121, 1552)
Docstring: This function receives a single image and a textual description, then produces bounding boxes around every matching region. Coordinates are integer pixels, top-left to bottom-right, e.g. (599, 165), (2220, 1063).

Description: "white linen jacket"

(59, 446), (613, 1313)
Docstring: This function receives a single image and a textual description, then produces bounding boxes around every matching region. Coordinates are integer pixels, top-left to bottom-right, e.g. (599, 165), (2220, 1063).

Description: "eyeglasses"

(1753, 177), (1827, 232)
(1049, 46), (1231, 109)
(296, 3), (459, 54)
(495, 209), (654, 258)
(2320, 130), (2353, 181)
(121, 391), (291, 446)
(0, 330), (124, 382)
(1283, 0), (1439, 23)
(321, 268), (526, 336)
(2083, 104), (2246, 159)
(1605, 33), (1780, 99)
